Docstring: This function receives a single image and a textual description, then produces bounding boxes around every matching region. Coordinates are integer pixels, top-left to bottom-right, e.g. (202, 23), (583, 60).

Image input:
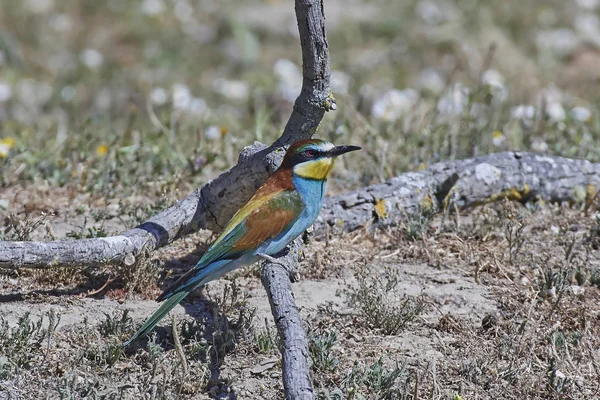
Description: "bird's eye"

(304, 150), (315, 158)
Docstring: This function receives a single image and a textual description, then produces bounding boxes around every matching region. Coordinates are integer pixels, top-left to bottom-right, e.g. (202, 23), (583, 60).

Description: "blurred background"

(1, 0), (599, 211)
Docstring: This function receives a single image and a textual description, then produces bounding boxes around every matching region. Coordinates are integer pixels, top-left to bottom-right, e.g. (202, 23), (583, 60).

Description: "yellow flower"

(220, 126), (228, 136)
(492, 130), (505, 147)
(96, 144), (109, 156)
(0, 137), (16, 158)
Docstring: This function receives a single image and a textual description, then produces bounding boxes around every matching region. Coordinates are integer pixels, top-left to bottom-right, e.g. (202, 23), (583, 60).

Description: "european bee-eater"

(124, 139), (360, 345)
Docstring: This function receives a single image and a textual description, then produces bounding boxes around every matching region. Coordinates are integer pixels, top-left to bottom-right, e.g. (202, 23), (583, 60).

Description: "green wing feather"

(124, 190), (304, 346)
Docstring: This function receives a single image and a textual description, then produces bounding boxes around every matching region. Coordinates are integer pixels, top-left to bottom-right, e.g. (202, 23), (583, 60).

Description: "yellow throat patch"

(293, 158), (334, 180)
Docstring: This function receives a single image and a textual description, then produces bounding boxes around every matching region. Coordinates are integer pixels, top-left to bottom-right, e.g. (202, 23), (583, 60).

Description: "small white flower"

(205, 125), (221, 140)
(546, 102), (566, 122)
(16, 79), (52, 106)
(481, 69), (508, 103)
(95, 88), (112, 111)
(492, 131), (505, 147)
(532, 138), (549, 152)
(481, 69), (504, 87)
(554, 370), (566, 380)
(187, 97), (207, 116)
(172, 83), (192, 110)
(61, 85), (76, 102)
(330, 71), (351, 96)
(213, 78), (249, 101)
(576, 0), (599, 9)
(416, 68), (445, 95)
(150, 87), (168, 106)
(0, 82), (12, 102)
(80, 49), (104, 69)
(141, 0), (165, 15)
(334, 125), (347, 136)
(415, 0), (443, 25)
(371, 89), (419, 122)
(571, 106), (592, 122)
(437, 84), (469, 117)
(174, 0), (194, 22)
(26, 0), (53, 13)
(536, 29), (579, 57)
(50, 14), (72, 32)
(511, 105), (536, 120)
(274, 59), (302, 102)
(575, 13), (600, 47)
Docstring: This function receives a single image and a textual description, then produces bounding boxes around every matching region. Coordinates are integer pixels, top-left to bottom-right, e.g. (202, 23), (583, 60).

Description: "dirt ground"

(1, 196), (599, 399)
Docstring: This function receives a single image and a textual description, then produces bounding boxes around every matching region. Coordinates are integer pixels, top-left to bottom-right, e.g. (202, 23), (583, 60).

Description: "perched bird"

(124, 139), (360, 346)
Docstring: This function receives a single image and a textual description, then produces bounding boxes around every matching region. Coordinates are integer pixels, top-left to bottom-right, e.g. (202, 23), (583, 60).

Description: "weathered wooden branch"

(2, 152), (600, 269)
(316, 151), (600, 234)
(261, 239), (314, 400)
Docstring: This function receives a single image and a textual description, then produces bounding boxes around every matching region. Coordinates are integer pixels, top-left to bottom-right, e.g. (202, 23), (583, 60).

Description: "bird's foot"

(257, 253), (280, 264)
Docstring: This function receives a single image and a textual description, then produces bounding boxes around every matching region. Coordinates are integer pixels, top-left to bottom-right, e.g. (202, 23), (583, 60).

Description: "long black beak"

(328, 145), (361, 157)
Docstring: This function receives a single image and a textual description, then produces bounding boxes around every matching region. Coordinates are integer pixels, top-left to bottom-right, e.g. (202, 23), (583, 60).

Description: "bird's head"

(281, 139), (361, 180)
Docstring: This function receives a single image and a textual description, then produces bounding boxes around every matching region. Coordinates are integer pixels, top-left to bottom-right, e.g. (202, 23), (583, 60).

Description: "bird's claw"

(258, 253), (280, 264)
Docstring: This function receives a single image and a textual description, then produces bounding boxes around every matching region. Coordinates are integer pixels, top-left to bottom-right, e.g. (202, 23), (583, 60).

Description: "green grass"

(1, 0), (599, 205)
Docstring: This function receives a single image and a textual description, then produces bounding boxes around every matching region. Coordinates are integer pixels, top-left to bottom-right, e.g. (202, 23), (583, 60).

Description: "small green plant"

(143, 333), (165, 382)
(1, 212), (49, 241)
(66, 224), (109, 239)
(179, 319), (209, 359)
(208, 281), (256, 341)
(536, 263), (570, 299)
(498, 201), (526, 265)
(254, 319), (277, 354)
(98, 310), (133, 338)
(590, 267), (600, 289)
(403, 201), (435, 241)
(84, 341), (123, 367)
(346, 268), (427, 335)
(55, 371), (118, 399)
(318, 358), (408, 399)
(204, 281), (256, 365)
(0, 311), (61, 378)
(309, 330), (340, 373)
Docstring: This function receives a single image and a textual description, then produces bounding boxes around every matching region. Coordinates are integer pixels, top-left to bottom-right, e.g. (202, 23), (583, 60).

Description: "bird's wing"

(206, 188), (305, 262)
(156, 189), (305, 301)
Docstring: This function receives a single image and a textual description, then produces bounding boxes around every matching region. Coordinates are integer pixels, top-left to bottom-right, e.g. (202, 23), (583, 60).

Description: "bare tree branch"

(316, 151), (600, 234)
(2, 152), (599, 268)
(261, 239), (314, 400)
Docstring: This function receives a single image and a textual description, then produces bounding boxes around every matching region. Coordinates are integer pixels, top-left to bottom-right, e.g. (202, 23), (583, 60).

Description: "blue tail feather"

(124, 258), (249, 346)
(123, 291), (188, 346)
